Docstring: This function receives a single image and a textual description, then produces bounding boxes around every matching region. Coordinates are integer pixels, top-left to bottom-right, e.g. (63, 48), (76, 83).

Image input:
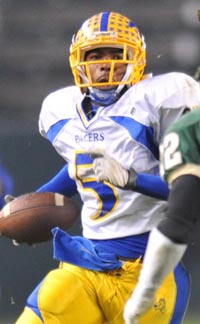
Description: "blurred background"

(0, 0), (199, 323)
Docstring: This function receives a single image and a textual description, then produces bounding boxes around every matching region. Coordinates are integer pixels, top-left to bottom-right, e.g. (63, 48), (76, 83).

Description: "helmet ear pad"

(69, 11), (146, 90)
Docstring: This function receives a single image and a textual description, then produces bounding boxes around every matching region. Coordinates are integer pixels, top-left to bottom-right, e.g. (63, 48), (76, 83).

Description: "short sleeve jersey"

(160, 108), (200, 184)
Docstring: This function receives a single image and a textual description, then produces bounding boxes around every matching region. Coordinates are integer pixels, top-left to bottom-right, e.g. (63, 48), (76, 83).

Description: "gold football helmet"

(69, 12), (146, 90)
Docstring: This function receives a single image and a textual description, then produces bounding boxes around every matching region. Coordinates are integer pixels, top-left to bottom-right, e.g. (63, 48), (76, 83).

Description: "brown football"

(0, 192), (80, 245)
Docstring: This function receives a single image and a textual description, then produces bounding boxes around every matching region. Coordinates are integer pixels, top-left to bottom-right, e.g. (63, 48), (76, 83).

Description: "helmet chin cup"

(89, 87), (121, 106)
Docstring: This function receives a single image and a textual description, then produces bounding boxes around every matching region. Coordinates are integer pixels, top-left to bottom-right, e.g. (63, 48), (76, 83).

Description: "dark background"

(0, 0), (199, 322)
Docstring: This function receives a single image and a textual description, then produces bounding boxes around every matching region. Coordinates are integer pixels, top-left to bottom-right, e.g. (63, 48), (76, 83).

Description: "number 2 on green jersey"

(160, 132), (183, 177)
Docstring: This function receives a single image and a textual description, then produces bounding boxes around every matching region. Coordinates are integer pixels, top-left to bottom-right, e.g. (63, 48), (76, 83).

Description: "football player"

(15, 12), (200, 324)
(123, 107), (200, 324)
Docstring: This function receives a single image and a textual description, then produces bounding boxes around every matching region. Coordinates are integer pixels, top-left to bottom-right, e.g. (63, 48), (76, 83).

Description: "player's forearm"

(138, 228), (187, 289)
(36, 164), (78, 197)
(134, 173), (169, 200)
(89, 150), (170, 200)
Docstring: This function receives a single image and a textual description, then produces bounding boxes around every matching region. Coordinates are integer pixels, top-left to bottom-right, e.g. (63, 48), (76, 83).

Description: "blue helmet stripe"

(100, 12), (110, 31)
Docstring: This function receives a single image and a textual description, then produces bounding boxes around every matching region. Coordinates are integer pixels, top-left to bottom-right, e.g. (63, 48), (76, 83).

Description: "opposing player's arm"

(123, 174), (200, 324)
(158, 174), (200, 243)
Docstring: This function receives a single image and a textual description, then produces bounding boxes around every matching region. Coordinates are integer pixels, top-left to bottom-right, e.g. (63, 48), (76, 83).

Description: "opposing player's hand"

(123, 296), (141, 324)
(123, 285), (155, 324)
(87, 150), (137, 189)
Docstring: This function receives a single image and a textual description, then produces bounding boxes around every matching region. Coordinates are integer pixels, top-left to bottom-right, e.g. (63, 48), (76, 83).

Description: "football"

(0, 192), (80, 245)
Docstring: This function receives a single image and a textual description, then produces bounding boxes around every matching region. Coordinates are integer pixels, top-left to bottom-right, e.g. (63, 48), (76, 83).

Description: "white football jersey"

(39, 72), (200, 239)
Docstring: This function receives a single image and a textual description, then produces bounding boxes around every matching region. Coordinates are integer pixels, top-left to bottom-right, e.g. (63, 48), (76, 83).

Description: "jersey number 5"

(75, 151), (119, 221)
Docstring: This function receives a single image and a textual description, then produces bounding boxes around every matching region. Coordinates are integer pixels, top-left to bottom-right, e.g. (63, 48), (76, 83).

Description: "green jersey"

(159, 108), (200, 183)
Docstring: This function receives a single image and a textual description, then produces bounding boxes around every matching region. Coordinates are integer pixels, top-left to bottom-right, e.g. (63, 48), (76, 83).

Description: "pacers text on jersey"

(75, 132), (105, 143)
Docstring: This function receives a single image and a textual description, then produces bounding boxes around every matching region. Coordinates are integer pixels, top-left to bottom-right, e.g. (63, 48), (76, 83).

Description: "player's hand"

(123, 286), (155, 324)
(4, 194), (15, 203)
(87, 150), (137, 189)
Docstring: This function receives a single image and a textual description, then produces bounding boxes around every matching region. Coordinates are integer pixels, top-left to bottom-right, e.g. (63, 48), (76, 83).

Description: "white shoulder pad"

(39, 86), (83, 137)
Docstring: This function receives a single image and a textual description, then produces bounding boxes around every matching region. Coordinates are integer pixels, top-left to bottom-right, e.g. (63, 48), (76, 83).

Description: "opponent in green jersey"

(160, 107), (200, 184)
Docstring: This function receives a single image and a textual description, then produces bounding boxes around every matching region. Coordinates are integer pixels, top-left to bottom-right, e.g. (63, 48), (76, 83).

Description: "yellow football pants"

(15, 259), (189, 324)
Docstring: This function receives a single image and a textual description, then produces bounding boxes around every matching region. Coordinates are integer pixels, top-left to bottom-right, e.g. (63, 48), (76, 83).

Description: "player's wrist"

(123, 168), (138, 189)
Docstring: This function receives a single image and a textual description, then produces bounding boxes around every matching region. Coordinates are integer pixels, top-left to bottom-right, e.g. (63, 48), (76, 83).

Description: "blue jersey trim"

(46, 119), (70, 143)
(170, 263), (190, 324)
(110, 116), (159, 159)
(101, 12), (110, 31)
